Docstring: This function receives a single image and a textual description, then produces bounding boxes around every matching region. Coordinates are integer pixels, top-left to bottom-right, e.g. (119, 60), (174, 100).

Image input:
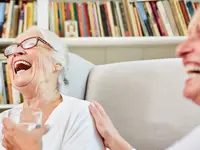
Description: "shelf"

(0, 104), (16, 109)
(0, 38), (15, 46)
(0, 36), (187, 47)
(61, 36), (187, 47)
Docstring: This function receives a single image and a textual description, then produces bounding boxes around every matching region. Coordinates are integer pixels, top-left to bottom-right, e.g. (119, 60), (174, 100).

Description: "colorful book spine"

(0, 3), (5, 38)
(136, 2), (149, 36)
(185, 0), (195, 18)
(151, 1), (166, 36)
(100, 4), (109, 36)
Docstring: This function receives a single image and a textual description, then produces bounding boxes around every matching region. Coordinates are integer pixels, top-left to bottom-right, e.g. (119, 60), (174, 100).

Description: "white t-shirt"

(131, 126), (200, 150)
(130, 126), (200, 150)
(165, 125), (200, 150)
(0, 94), (105, 150)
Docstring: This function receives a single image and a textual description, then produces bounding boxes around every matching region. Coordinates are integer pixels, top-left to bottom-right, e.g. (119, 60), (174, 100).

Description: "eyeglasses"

(3, 37), (54, 58)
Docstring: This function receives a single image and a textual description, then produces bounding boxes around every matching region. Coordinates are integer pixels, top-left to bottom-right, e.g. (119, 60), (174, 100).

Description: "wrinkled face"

(176, 19), (200, 104)
(6, 30), (55, 90)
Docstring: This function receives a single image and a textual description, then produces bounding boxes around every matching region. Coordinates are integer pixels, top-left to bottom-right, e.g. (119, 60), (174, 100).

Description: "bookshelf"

(0, 38), (15, 46)
(36, 0), (193, 64)
(0, 0), (195, 109)
(0, 0), (193, 54)
(0, 0), (195, 42)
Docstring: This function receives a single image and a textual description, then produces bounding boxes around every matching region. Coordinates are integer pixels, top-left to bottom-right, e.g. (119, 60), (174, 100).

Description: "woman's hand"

(89, 101), (133, 150)
(2, 118), (49, 150)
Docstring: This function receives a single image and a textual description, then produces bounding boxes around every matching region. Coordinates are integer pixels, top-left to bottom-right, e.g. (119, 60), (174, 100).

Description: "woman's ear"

(54, 63), (63, 72)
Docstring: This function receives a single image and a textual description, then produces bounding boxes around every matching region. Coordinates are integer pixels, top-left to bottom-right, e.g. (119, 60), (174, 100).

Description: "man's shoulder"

(166, 125), (200, 150)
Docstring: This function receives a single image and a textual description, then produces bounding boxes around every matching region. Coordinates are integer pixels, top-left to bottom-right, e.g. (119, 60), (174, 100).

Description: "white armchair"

(67, 53), (200, 150)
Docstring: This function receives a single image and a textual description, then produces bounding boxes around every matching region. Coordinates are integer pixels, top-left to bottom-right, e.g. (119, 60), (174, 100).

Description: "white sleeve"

(166, 126), (200, 150)
(61, 107), (105, 150)
(0, 111), (7, 150)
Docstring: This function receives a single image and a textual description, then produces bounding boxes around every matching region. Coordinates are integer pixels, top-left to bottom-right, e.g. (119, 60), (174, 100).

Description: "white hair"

(25, 26), (69, 95)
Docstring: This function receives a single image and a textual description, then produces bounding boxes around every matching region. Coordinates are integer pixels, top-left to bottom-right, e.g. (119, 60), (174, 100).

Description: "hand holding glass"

(8, 108), (42, 131)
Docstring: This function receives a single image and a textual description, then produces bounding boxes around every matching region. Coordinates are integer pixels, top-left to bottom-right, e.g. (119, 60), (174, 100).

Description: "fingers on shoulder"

(89, 101), (101, 118)
(91, 101), (108, 117)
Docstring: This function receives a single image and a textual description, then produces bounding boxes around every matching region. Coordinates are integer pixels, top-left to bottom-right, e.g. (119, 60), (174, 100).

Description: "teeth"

(17, 70), (26, 73)
(185, 65), (200, 74)
(190, 74), (198, 77)
(14, 60), (31, 69)
(188, 73), (200, 78)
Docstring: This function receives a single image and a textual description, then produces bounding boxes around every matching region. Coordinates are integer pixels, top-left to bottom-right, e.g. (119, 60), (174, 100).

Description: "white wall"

(70, 44), (178, 64)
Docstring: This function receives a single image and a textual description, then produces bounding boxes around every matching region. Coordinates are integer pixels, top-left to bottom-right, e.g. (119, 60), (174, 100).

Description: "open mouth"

(185, 65), (200, 77)
(14, 60), (32, 74)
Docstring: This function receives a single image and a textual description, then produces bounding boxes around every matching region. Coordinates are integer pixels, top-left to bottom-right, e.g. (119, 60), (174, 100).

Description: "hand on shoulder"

(89, 101), (133, 150)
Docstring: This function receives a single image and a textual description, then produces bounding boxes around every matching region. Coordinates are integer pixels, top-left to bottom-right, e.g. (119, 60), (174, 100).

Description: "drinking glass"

(8, 107), (42, 131)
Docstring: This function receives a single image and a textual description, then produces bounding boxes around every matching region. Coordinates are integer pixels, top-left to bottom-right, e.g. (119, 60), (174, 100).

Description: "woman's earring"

(64, 78), (69, 85)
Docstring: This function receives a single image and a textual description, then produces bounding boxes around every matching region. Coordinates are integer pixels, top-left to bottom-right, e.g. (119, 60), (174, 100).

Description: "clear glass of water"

(8, 107), (43, 131)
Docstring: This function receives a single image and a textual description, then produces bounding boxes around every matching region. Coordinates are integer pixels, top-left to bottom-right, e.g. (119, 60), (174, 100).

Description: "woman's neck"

(23, 90), (63, 125)
(23, 89), (61, 109)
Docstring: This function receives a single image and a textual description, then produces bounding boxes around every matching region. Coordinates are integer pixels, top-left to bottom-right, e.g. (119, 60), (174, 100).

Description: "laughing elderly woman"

(0, 26), (105, 150)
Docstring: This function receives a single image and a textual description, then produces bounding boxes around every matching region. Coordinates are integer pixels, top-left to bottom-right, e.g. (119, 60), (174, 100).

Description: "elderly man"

(0, 26), (105, 150)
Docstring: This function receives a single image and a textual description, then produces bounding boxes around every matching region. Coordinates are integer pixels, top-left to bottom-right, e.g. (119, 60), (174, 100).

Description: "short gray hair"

(27, 26), (69, 95)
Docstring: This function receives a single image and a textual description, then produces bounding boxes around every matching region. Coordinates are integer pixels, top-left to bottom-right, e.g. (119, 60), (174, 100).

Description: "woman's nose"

(176, 39), (194, 58)
(13, 47), (26, 57)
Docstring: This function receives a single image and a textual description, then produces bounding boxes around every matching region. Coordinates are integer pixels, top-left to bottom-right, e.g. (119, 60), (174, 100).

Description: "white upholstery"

(66, 53), (94, 99)
(85, 58), (200, 150)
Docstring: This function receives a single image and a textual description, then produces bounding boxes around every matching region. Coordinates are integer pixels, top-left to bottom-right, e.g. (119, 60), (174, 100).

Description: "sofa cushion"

(85, 58), (200, 150)
(66, 53), (94, 99)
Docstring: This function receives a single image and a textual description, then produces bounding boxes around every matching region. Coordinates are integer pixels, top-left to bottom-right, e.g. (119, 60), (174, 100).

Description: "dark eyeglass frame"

(3, 36), (54, 58)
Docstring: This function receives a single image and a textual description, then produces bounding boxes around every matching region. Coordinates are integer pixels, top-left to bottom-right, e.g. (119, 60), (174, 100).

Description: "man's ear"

(54, 63), (63, 72)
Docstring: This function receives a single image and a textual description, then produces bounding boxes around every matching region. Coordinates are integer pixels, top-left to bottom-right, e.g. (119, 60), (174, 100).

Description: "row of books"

(0, 58), (23, 105)
(49, 0), (200, 37)
(0, 0), (37, 38)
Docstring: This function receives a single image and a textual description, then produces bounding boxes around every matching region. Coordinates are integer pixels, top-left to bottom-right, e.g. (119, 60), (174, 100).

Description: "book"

(162, 0), (179, 36)
(119, 2), (129, 36)
(0, 60), (23, 104)
(0, 61), (8, 104)
(49, 0), (198, 37)
(122, 0), (133, 36)
(100, 4), (109, 36)
(0, 3), (5, 38)
(136, 2), (150, 36)
(96, 1), (104, 37)
(185, 0), (195, 18)
(157, 1), (174, 36)
(115, 1), (125, 37)
(144, 1), (160, 36)
(129, 2), (139, 36)
(0, 61), (4, 104)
